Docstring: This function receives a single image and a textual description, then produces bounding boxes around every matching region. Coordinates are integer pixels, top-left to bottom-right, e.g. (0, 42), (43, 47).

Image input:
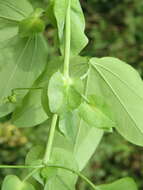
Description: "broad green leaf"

(59, 111), (78, 143)
(12, 56), (63, 127)
(44, 148), (77, 190)
(0, 0), (33, 21)
(12, 75), (48, 128)
(74, 120), (103, 171)
(25, 145), (45, 185)
(12, 89), (48, 127)
(0, 35), (48, 118)
(78, 103), (115, 131)
(0, 0), (33, 63)
(97, 177), (138, 190)
(53, 0), (88, 55)
(90, 57), (143, 146)
(0, 0), (48, 118)
(48, 71), (82, 114)
(2, 175), (35, 190)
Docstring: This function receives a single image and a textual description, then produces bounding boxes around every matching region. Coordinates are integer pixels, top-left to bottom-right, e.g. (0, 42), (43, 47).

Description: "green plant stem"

(43, 114), (58, 164)
(0, 165), (43, 169)
(0, 164), (97, 189)
(47, 165), (97, 190)
(63, 0), (71, 79)
(11, 87), (43, 94)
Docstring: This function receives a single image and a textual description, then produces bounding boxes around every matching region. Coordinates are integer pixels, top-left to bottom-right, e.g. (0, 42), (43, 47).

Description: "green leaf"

(78, 103), (115, 131)
(97, 177), (138, 190)
(41, 56), (63, 115)
(69, 56), (89, 78)
(0, 0), (48, 118)
(0, 35), (48, 118)
(12, 89), (48, 128)
(12, 56), (63, 127)
(25, 145), (45, 185)
(48, 71), (82, 114)
(53, 0), (88, 55)
(74, 120), (103, 171)
(48, 71), (66, 114)
(59, 111), (78, 143)
(0, 19), (18, 43)
(44, 148), (77, 190)
(90, 57), (143, 146)
(12, 79), (48, 128)
(2, 175), (35, 190)
(25, 145), (45, 165)
(41, 166), (57, 180)
(0, 0), (33, 21)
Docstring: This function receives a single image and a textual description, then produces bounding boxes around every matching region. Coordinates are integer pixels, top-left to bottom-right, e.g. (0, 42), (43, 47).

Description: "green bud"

(8, 95), (17, 103)
(19, 8), (45, 38)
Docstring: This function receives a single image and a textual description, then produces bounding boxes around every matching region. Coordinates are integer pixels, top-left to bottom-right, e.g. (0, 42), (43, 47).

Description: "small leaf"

(12, 89), (48, 128)
(78, 103), (115, 131)
(25, 145), (45, 165)
(48, 71), (65, 113)
(48, 71), (82, 114)
(59, 111), (78, 143)
(41, 56), (63, 115)
(41, 166), (57, 180)
(53, 0), (88, 55)
(69, 56), (89, 78)
(25, 145), (45, 185)
(2, 175), (35, 190)
(67, 86), (82, 110)
(97, 177), (138, 190)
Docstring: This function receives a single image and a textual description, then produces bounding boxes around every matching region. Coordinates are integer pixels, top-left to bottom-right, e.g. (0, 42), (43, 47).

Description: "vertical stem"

(43, 0), (71, 166)
(63, 0), (71, 79)
(43, 114), (58, 164)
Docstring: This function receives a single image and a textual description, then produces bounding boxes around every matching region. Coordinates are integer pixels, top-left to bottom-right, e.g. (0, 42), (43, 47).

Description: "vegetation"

(0, 0), (143, 190)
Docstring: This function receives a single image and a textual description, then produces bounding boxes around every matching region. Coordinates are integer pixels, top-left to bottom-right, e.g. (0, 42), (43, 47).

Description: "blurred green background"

(0, 0), (143, 189)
